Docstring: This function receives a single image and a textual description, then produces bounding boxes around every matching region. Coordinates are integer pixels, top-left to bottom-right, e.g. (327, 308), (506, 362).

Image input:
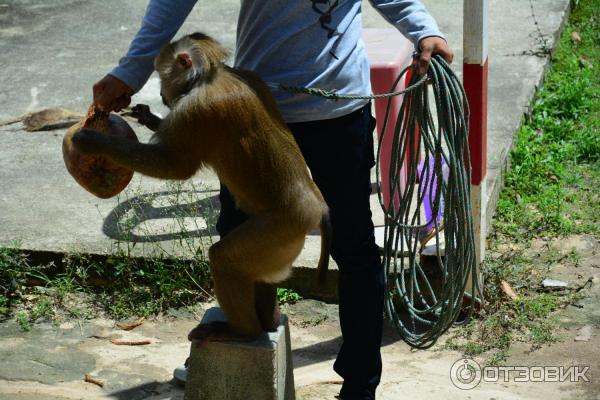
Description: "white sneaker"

(173, 358), (188, 384)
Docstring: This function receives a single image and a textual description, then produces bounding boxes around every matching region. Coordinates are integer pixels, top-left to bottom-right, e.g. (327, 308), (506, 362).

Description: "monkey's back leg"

(195, 213), (306, 340)
(255, 281), (280, 332)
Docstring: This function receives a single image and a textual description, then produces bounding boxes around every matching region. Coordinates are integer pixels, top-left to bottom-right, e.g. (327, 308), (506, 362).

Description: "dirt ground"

(1, 232), (598, 400)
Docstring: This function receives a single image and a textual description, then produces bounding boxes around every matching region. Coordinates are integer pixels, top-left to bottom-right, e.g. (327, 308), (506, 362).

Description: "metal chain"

(266, 64), (428, 101)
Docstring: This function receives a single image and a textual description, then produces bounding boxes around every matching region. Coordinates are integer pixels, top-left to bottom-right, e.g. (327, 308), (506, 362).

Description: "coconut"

(63, 105), (138, 199)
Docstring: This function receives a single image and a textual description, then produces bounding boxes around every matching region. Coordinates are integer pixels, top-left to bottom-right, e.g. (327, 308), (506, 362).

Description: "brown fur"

(73, 33), (331, 338)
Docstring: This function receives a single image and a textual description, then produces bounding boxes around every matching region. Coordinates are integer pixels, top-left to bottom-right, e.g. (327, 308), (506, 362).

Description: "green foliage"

(16, 312), (30, 332)
(446, 0), (599, 363)
(0, 181), (215, 328)
(0, 296), (8, 316)
(495, 0), (600, 240)
(65, 250), (212, 319)
(277, 288), (302, 305)
(0, 242), (31, 318)
(0, 246), (212, 330)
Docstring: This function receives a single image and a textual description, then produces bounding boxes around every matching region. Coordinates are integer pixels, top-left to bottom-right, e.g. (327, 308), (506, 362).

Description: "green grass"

(277, 288), (302, 305)
(0, 181), (216, 328)
(0, 244), (213, 328)
(446, 0), (599, 363)
(495, 0), (600, 239)
(0, 177), (304, 329)
(1, 244), (305, 328)
(0, 243), (31, 317)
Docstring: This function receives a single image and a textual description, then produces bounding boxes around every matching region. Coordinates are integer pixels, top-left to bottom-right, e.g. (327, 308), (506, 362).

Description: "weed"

(565, 247), (581, 267)
(1, 181), (215, 328)
(518, 293), (561, 319)
(277, 288), (302, 305)
(495, 0), (600, 240)
(0, 242), (32, 320)
(446, 0), (599, 363)
(29, 296), (55, 321)
(0, 296), (8, 316)
(16, 312), (30, 332)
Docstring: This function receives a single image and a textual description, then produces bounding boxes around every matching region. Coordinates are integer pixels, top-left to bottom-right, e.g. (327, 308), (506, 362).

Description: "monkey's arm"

(72, 129), (196, 180)
(123, 104), (163, 132)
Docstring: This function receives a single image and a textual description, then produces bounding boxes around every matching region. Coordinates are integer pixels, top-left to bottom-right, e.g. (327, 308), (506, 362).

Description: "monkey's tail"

(317, 210), (332, 286)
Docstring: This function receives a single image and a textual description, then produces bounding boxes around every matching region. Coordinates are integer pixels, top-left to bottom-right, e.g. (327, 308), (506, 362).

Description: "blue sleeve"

(110, 0), (198, 92)
(367, 0), (444, 45)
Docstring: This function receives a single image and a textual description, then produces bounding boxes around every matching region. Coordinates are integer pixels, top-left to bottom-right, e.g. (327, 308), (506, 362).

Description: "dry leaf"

(22, 108), (83, 131)
(0, 116), (23, 126)
(570, 31), (582, 44)
(110, 338), (152, 346)
(84, 373), (104, 387)
(116, 317), (146, 331)
(579, 56), (593, 69)
(499, 280), (518, 300)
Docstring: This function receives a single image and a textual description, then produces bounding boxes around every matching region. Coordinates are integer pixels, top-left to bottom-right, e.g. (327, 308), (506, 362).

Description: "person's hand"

(93, 75), (135, 112)
(416, 36), (454, 76)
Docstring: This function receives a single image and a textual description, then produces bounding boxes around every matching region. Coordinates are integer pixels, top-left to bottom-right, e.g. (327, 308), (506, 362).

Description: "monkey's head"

(155, 32), (230, 107)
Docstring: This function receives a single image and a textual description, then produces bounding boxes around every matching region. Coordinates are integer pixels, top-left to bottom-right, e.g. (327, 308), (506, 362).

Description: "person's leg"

(288, 104), (384, 400)
(215, 183), (249, 237)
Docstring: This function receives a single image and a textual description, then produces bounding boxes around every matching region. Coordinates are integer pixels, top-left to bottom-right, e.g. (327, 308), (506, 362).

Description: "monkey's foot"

(188, 321), (259, 345)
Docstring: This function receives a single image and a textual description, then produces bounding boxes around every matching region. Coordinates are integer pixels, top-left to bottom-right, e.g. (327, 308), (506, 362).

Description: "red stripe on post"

(371, 63), (409, 209)
(463, 59), (488, 186)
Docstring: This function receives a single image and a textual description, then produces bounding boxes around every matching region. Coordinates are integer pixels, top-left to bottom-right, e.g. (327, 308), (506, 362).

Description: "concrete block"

(185, 307), (295, 400)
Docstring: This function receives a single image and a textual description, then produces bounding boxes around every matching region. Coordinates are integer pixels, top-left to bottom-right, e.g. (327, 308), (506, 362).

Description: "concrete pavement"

(0, 0), (571, 295)
(0, 1), (585, 399)
(1, 287), (597, 400)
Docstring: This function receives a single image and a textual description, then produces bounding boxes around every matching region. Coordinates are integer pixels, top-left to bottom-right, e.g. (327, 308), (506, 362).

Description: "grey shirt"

(111, 0), (443, 122)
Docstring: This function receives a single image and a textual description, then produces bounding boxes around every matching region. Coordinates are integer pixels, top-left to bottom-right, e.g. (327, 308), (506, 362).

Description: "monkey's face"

(155, 44), (197, 108)
(154, 33), (231, 107)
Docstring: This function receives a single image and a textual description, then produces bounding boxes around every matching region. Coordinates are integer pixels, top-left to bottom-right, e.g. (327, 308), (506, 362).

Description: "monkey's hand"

(125, 104), (162, 132)
(71, 128), (114, 155)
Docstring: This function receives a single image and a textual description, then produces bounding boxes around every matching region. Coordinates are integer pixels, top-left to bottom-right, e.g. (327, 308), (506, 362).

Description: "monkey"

(72, 32), (331, 341)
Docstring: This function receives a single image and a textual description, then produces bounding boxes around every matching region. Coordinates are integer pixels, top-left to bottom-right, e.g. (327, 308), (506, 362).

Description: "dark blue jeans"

(216, 104), (384, 400)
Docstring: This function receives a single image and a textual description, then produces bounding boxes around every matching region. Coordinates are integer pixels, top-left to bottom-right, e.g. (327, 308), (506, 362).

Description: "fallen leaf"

(570, 31), (582, 44)
(0, 116), (23, 126)
(110, 338), (152, 346)
(116, 317), (146, 331)
(499, 280), (518, 300)
(22, 108), (83, 131)
(84, 373), (104, 387)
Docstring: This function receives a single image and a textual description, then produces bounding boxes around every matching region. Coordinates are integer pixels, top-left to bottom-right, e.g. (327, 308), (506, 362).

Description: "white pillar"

(463, 0), (489, 299)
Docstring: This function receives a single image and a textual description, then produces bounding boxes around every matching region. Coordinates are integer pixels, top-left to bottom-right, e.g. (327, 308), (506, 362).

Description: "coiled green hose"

(274, 54), (480, 348)
(376, 55), (480, 349)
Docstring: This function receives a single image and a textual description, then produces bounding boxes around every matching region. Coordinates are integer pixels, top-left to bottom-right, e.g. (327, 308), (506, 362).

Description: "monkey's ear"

(176, 53), (193, 69)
